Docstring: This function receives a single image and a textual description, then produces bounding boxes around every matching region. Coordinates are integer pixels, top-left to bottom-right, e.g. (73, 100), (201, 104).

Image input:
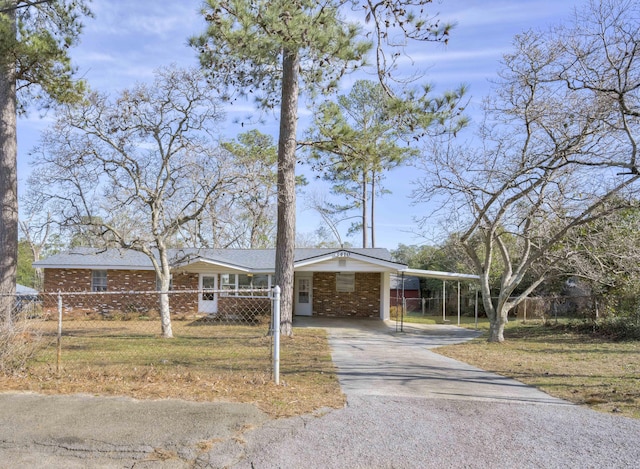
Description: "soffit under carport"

(398, 268), (480, 282)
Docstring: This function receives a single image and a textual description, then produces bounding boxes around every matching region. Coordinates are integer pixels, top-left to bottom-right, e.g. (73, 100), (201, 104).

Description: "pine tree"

(0, 0), (91, 323)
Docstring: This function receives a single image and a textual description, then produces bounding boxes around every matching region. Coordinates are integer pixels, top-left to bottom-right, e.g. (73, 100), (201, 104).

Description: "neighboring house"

(15, 283), (41, 317)
(34, 247), (409, 320)
(390, 274), (421, 312)
(17, 283), (39, 296)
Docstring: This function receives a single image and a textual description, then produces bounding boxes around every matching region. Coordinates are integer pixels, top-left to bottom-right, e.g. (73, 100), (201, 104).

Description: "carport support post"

(272, 286), (281, 385)
(442, 281), (446, 323)
(457, 281), (461, 326)
(474, 288), (479, 330)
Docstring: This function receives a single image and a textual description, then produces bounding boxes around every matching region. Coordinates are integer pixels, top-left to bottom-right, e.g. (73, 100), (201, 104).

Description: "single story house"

(35, 247), (408, 319)
(34, 247), (481, 320)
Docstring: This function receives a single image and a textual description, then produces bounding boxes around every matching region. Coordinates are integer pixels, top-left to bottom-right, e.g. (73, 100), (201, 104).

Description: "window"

(221, 273), (271, 296)
(336, 273), (355, 292)
(92, 270), (107, 292)
(221, 274), (236, 291)
(202, 275), (216, 301)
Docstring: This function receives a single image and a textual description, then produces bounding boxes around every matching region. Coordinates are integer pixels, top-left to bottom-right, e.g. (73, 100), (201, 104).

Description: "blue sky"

(17, 0), (583, 249)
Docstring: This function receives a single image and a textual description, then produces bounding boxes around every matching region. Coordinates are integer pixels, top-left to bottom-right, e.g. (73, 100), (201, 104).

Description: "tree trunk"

(361, 173), (368, 248)
(488, 314), (507, 342)
(158, 249), (173, 338)
(487, 296), (512, 342)
(370, 171), (376, 248)
(0, 7), (18, 324)
(275, 49), (300, 337)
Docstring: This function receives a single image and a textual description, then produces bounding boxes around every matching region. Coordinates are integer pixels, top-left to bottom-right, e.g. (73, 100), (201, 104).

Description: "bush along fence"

(0, 288), (282, 385)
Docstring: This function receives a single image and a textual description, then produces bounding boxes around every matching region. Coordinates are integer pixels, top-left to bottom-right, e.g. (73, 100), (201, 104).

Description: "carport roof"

(398, 268), (480, 282)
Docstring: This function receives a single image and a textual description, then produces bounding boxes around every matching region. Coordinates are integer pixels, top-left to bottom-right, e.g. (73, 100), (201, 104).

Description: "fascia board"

(399, 268), (480, 282)
(294, 250), (406, 271)
(175, 258), (252, 272)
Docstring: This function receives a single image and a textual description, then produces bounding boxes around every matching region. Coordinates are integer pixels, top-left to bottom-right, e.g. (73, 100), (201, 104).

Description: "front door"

(199, 274), (218, 314)
(294, 274), (313, 316)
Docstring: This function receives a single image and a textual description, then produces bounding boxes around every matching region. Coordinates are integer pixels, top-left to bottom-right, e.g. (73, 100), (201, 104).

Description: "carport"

(394, 268), (480, 330)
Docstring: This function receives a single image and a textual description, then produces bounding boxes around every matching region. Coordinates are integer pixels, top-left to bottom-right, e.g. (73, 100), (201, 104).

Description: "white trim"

(295, 250), (404, 271)
(175, 258), (252, 273)
(380, 272), (391, 320)
(399, 268), (480, 282)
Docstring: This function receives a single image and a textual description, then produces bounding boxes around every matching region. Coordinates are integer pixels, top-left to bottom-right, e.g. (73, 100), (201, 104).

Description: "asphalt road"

(1, 318), (639, 468)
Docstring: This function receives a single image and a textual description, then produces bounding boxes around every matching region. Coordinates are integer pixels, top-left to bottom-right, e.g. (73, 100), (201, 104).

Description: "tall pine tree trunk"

(361, 172), (368, 248)
(275, 48), (299, 336)
(0, 6), (18, 324)
(371, 170), (376, 248)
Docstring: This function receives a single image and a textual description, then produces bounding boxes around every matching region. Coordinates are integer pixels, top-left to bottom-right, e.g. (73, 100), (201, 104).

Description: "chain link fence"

(1, 289), (278, 386)
(392, 293), (640, 325)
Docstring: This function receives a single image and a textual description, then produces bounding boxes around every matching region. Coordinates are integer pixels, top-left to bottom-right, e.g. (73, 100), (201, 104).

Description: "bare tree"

(304, 189), (361, 247)
(18, 212), (51, 289)
(559, 200), (640, 297)
(29, 66), (236, 338)
(415, 0), (640, 342)
(175, 130), (279, 249)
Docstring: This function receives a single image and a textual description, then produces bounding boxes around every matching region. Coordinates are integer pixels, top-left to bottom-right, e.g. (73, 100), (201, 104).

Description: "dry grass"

(0, 320), (345, 418)
(434, 321), (640, 419)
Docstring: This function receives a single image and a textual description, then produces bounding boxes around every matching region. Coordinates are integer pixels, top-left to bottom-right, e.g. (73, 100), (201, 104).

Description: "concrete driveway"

(296, 317), (567, 404)
(231, 318), (640, 469)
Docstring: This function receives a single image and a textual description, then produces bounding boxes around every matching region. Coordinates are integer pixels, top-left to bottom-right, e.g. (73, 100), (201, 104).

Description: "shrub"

(564, 317), (640, 341)
(0, 315), (48, 375)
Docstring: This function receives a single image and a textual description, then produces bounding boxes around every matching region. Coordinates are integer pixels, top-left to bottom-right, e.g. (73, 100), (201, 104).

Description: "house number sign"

(334, 251), (351, 257)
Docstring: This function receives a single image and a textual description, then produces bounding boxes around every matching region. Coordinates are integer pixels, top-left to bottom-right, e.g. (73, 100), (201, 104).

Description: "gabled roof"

(34, 247), (480, 282)
(34, 247), (404, 272)
(17, 283), (39, 295)
(33, 247), (157, 270)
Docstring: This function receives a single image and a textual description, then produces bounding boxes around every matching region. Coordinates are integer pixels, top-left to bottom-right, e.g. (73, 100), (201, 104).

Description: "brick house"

(390, 274), (421, 311)
(34, 247), (409, 320)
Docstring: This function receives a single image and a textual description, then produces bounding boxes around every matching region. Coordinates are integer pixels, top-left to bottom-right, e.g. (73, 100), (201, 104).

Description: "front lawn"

(0, 320), (345, 418)
(434, 321), (640, 419)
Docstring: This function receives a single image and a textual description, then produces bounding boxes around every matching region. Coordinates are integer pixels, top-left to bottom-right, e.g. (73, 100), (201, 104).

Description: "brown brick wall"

(42, 268), (200, 319)
(43, 268), (92, 292)
(42, 268), (383, 320)
(312, 272), (381, 318)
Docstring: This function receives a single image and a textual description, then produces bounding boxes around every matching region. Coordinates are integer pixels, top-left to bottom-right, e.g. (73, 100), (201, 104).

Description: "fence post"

(474, 288), (479, 330)
(272, 286), (281, 385)
(57, 291), (62, 374)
